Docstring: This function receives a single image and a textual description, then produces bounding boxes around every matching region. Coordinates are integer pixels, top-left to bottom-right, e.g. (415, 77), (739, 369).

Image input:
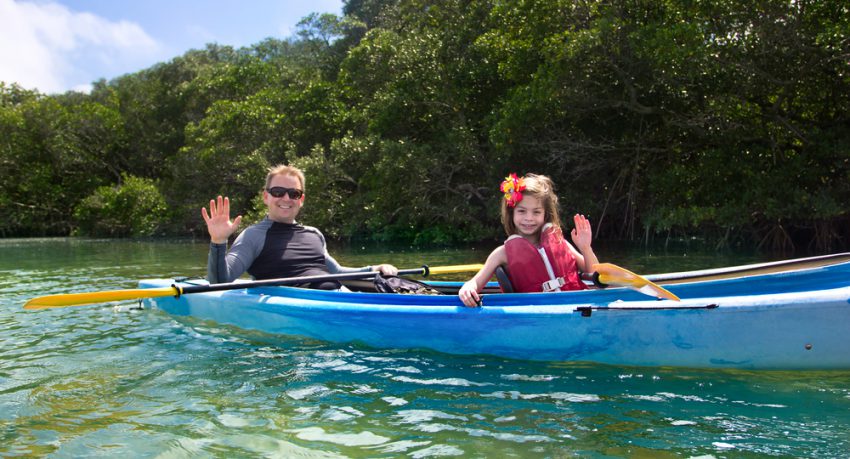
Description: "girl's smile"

(512, 195), (546, 241)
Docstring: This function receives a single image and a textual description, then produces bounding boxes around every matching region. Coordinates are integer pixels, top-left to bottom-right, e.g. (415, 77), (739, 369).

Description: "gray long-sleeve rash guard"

(207, 217), (371, 285)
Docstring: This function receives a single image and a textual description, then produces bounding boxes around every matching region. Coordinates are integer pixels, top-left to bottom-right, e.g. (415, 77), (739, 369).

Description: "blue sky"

(0, 0), (344, 94)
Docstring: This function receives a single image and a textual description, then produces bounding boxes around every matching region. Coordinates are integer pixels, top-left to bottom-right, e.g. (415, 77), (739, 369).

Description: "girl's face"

(512, 194), (546, 239)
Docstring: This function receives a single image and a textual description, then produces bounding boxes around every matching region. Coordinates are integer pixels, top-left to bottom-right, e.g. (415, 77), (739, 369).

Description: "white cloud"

(0, 0), (160, 94)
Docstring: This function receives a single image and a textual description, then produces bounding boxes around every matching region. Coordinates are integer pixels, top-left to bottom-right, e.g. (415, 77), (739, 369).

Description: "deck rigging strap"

(576, 303), (718, 317)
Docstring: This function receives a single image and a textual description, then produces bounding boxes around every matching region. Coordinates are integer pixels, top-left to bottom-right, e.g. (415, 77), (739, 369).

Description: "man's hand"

(202, 196), (242, 244)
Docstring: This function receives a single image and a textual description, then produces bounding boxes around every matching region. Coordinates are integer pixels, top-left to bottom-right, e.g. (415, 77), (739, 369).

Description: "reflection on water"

(2, 238), (849, 457)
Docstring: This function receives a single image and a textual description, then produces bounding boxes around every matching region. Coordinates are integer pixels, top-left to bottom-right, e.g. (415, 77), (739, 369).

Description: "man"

(203, 164), (397, 289)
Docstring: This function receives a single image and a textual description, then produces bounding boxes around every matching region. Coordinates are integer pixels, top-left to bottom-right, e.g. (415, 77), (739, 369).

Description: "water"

(2, 238), (849, 457)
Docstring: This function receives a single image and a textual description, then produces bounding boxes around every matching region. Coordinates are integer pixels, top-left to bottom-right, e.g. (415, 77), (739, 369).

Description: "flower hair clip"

(500, 173), (526, 207)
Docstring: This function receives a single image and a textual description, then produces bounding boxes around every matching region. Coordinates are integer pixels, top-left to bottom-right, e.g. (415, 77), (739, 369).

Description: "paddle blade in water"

(24, 287), (178, 310)
(593, 263), (680, 301)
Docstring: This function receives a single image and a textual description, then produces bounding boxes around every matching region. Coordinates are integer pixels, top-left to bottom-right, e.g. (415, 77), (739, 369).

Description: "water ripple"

(2, 239), (850, 457)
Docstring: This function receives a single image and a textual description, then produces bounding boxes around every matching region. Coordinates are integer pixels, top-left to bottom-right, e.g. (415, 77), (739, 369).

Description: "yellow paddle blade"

(593, 263), (680, 301)
(427, 264), (484, 275)
(24, 286), (179, 310)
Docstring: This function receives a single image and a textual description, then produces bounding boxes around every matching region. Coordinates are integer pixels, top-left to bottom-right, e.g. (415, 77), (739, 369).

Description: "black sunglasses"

(266, 186), (303, 199)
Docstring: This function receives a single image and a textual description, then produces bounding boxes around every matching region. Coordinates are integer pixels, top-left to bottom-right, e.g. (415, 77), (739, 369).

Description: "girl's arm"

(569, 214), (599, 272)
(458, 245), (506, 307)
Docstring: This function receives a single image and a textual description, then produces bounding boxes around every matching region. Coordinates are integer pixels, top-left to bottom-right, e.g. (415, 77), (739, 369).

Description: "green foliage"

(73, 175), (168, 237)
(289, 144), (356, 238)
(164, 93), (277, 235)
(2, 0), (849, 252)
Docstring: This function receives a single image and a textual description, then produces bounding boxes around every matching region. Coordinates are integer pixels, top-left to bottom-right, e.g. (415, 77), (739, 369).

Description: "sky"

(0, 0), (344, 94)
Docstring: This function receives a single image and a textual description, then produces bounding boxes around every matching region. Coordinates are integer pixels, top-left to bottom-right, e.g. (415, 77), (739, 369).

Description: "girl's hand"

(570, 214), (593, 250)
(458, 281), (481, 307)
(202, 196), (242, 244)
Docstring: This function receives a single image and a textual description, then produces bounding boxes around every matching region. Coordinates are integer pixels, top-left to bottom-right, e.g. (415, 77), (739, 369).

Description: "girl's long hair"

(500, 173), (562, 237)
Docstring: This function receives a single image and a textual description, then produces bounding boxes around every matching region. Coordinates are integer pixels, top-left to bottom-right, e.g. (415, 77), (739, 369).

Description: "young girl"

(458, 173), (599, 307)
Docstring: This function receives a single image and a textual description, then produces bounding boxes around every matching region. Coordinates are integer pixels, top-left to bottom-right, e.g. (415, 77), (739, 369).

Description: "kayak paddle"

(589, 263), (680, 301)
(23, 264), (484, 310)
(24, 262), (678, 309)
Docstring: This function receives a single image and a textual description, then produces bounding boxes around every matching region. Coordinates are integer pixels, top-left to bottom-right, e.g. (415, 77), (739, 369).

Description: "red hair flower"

(500, 173), (526, 207)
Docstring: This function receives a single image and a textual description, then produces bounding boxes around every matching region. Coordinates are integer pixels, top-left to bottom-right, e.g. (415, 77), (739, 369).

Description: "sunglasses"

(266, 187), (303, 199)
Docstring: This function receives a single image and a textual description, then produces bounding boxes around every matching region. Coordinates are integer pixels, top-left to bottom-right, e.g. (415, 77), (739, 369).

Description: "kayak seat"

(495, 266), (514, 293)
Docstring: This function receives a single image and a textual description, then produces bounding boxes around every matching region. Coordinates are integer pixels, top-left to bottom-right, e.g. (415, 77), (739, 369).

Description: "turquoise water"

(2, 238), (849, 457)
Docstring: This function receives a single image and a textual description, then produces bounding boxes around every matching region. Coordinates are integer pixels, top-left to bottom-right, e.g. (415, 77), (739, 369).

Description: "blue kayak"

(139, 254), (850, 369)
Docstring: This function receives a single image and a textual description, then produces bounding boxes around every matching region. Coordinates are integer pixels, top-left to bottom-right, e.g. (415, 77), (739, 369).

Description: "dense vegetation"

(2, 0), (848, 252)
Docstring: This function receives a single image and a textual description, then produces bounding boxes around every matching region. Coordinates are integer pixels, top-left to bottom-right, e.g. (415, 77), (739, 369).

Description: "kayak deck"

(347, 252), (850, 298)
(139, 254), (850, 369)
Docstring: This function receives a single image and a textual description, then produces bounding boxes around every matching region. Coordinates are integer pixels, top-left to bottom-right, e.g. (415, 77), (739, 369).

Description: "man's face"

(263, 174), (304, 224)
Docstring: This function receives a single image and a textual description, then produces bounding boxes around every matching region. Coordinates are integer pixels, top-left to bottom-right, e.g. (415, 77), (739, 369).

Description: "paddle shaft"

(579, 271), (606, 288)
(24, 264), (485, 310)
(176, 267), (429, 296)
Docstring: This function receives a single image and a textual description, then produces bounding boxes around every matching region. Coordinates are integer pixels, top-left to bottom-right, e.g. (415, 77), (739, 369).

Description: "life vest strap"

(537, 245), (564, 292)
(542, 277), (566, 292)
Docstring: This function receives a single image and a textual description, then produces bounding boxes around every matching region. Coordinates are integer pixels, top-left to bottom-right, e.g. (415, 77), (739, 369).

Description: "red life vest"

(504, 224), (586, 293)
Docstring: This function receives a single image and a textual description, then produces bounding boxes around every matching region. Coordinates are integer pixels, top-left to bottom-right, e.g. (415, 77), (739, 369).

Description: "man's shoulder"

(236, 218), (273, 242)
(299, 224), (323, 235)
(298, 224), (326, 241)
(244, 218), (273, 232)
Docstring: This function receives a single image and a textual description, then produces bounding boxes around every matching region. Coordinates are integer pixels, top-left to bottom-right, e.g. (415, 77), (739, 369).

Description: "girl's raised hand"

(570, 214), (593, 250)
(202, 196), (242, 244)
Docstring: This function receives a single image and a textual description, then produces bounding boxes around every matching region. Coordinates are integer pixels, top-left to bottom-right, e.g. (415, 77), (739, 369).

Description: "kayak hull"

(139, 258), (850, 369)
